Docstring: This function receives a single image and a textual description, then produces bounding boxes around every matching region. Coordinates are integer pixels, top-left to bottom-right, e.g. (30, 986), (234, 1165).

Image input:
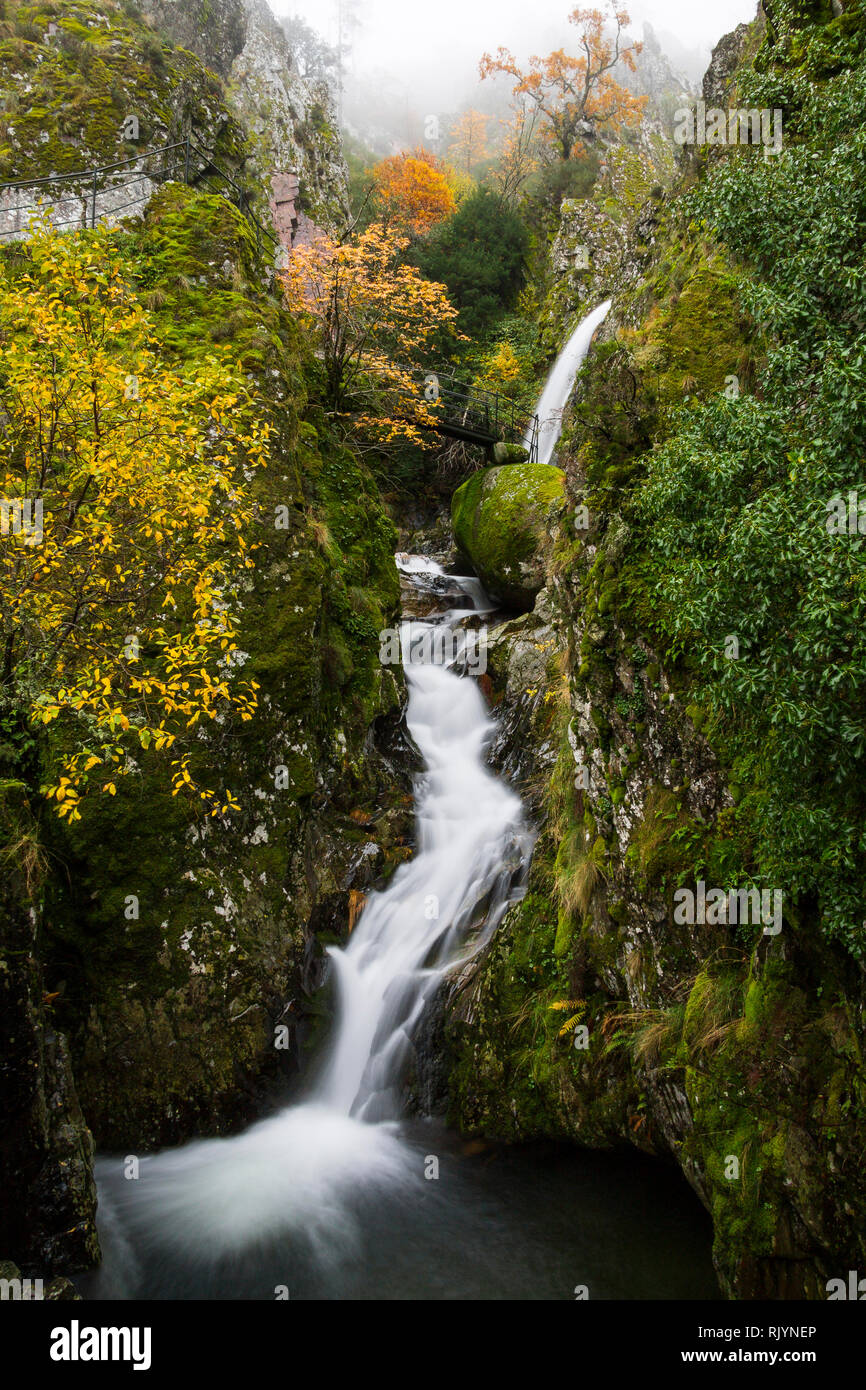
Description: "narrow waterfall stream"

(530, 299), (612, 466)
(85, 323), (719, 1302)
(89, 567), (535, 1288)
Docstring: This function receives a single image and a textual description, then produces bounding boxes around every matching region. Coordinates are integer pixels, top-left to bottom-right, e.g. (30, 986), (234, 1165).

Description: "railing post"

(184, 134), (190, 185)
(91, 166), (98, 228)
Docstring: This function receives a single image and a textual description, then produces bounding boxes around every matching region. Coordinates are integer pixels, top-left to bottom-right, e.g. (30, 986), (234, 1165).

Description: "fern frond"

(557, 1012), (586, 1037)
(548, 998), (586, 1037)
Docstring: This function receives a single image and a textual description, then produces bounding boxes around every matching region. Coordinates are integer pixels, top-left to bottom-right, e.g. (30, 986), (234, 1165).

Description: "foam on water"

(93, 561), (531, 1286)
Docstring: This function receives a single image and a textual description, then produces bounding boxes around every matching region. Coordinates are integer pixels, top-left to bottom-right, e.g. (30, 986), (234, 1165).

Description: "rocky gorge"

(1, 0), (865, 1307)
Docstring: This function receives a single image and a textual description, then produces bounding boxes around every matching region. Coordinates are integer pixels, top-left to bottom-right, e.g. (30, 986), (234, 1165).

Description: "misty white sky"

(274, 0), (760, 87)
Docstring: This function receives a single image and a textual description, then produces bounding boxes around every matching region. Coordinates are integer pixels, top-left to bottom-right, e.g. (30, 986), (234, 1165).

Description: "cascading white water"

(528, 299), (612, 467)
(93, 559), (533, 1279)
(319, 578), (530, 1120)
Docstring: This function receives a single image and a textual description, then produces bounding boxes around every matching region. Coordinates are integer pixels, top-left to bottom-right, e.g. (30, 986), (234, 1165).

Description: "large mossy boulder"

(451, 463), (565, 611)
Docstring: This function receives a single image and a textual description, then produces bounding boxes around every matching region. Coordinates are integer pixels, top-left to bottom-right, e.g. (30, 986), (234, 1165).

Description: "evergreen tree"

(412, 188), (529, 339)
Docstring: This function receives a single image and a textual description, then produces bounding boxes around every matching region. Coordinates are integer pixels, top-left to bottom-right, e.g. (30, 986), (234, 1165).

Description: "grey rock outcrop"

(148, 0), (349, 236)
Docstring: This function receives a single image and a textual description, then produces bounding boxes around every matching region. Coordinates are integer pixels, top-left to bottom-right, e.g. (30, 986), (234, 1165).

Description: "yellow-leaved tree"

(0, 224), (271, 820)
(447, 109), (491, 176)
(475, 342), (523, 399)
(281, 220), (464, 447)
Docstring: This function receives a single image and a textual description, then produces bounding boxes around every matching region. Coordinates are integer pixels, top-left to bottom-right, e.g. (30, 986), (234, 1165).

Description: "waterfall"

(92, 560), (533, 1281)
(528, 299), (612, 467)
(318, 572), (531, 1120)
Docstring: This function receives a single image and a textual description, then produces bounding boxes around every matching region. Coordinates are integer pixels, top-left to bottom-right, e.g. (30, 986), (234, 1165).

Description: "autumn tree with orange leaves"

(480, 4), (646, 163)
(371, 148), (456, 235)
(281, 222), (464, 447)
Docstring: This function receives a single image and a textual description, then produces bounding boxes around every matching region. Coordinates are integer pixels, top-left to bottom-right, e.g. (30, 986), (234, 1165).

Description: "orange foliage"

(281, 221), (464, 447)
(480, 4), (646, 161)
(372, 147), (456, 234)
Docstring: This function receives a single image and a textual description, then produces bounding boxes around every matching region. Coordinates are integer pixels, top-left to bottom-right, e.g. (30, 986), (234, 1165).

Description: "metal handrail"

(0, 142), (189, 190)
(402, 361), (539, 452)
(0, 136), (277, 250)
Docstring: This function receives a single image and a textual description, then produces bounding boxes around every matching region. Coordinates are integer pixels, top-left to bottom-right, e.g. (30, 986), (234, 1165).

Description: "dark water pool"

(83, 1119), (719, 1302)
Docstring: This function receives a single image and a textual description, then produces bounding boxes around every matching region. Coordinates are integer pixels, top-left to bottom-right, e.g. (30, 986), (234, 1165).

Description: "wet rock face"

(397, 566), (468, 620)
(225, 0), (349, 231)
(444, 4), (866, 1298)
(0, 0), (347, 256)
(142, 0), (248, 77)
(451, 464), (565, 612)
(551, 199), (629, 306)
(0, 841), (99, 1277)
(702, 14), (762, 108)
(0, 1), (249, 191)
(445, 410), (846, 1301)
(540, 123), (672, 359)
(397, 503), (460, 569)
(483, 588), (562, 814)
(48, 0), (350, 240)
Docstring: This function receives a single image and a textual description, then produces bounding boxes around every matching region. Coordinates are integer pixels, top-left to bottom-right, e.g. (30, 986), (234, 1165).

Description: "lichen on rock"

(451, 462), (565, 612)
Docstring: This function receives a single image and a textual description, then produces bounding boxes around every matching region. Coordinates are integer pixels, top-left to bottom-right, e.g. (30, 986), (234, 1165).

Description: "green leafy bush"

(411, 187), (529, 338)
(632, 24), (866, 953)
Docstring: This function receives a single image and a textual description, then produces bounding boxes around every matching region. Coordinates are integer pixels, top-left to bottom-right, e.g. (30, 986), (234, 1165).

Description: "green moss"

(554, 907), (574, 957)
(633, 251), (756, 407)
(685, 702), (707, 731)
(625, 784), (695, 888)
(0, 2), (249, 185)
(451, 462), (564, 610)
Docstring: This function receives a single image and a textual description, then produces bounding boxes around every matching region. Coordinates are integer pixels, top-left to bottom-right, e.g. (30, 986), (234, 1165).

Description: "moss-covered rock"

(491, 440), (529, 464)
(0, 783), (99, 1277)
(451, 463), (565, 611)
(446, 0), (866, 1301)
(0, 0), (348, 241)
(7, 183), (411, 1153)
(150, 0), (351, 228)
(0, 0), (249, 185)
